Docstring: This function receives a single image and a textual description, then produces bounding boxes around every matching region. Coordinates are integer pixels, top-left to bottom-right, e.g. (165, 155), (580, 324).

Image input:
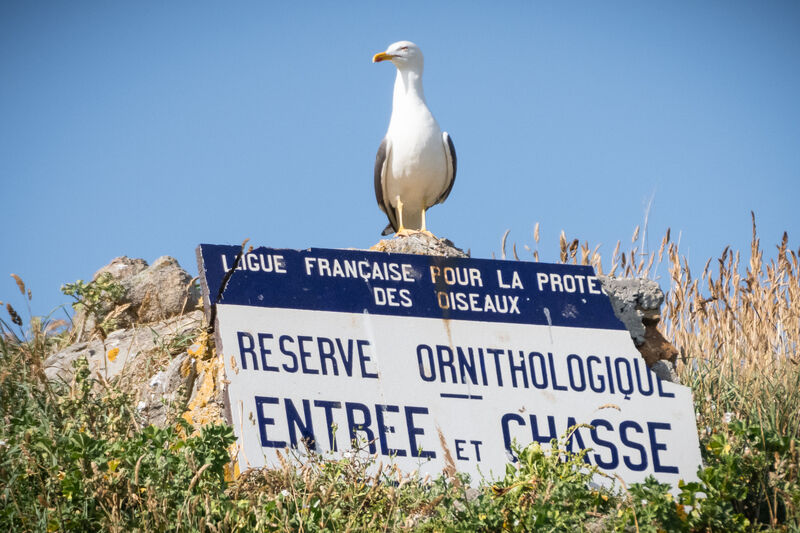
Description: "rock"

(651, 360), (680, 384)
(637, 314), (679, 368)
(138, 351), (197, 427)
(126, 256), (201, 323)
(597, 277), (662, 345)
(95, 256), (149, 282)
(370, 232), (468, 257)
(73, 255), (200, 340)
(45, 310), (204, 385)
(183, 355), (226, 429)
(598, 276), (680, 382)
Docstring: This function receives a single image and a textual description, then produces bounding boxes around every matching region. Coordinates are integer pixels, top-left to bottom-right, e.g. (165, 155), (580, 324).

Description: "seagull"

(373, 41), (457, 236)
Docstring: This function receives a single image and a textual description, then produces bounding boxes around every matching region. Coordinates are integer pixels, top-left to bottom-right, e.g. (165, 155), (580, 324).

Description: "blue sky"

(2, 1), (799, 319)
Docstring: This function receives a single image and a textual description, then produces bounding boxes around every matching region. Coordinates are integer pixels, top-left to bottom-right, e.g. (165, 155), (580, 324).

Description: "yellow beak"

(372, 52), (393, 63)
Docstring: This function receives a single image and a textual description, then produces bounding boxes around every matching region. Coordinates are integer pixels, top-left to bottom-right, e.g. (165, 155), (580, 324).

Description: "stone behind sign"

(72, 255), (201, 341)
(46, 256), (214, 428)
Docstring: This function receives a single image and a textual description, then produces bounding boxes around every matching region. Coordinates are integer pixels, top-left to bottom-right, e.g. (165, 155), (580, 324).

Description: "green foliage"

(474, 432), (616, 532)
(0, 348), (237, 531)
(3, 242), (800, 531)
(61, 273), (125, 336)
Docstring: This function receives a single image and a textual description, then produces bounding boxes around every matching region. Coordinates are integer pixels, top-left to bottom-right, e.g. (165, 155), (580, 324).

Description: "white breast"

(385, 109), (448, 211)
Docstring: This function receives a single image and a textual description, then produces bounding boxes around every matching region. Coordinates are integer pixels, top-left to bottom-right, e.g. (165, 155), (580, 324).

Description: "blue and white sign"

(197, 244), (701, 487)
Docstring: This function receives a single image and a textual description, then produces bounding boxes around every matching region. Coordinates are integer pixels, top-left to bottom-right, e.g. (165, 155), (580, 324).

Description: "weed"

(2, 220), (799, 531)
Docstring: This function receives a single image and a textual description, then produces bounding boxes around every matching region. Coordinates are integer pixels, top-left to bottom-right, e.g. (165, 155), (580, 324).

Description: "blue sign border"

(197, 244), (626, 330)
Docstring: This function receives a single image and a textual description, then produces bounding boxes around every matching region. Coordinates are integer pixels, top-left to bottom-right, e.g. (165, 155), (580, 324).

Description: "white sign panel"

(198, 244), (702, 487)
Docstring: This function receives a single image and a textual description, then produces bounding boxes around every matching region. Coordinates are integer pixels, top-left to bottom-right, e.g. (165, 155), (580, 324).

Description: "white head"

(372, 41), (424, 72)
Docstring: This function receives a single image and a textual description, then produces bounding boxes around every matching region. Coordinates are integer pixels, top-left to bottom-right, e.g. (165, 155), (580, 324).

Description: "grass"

(1, 219), (799, 531)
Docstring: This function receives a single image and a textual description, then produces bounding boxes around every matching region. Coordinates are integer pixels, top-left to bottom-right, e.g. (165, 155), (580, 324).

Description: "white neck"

(392, 68), (427, 111)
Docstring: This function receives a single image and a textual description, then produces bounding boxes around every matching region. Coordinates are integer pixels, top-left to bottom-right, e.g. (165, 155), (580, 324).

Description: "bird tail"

(381, 223), (394, 236)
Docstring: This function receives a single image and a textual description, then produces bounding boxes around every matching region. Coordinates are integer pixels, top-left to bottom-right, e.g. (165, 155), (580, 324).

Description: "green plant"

(3, 222), (800, 531)
(482, 431), (616, 532)
(61, 273), (125, 338)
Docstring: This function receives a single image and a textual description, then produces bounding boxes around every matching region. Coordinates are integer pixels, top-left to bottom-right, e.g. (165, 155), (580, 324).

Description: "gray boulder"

(370, 232), (469, 257)
(46, 309), (203, 385)
(137, 351), (198, 427)
(599, 276), (680, 381)
(597, 276), (663, 346)
(73, 255), (200, 340)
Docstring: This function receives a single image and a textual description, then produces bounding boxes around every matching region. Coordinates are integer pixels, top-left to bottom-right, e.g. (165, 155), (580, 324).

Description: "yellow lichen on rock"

(187, 330), (209, 358)
(181, 329), (226, 430)
(182, 355), (225, 430)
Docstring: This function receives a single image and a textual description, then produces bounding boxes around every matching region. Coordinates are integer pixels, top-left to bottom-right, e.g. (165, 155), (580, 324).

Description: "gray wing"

(435, 132), (457, 205)
(374, 137), (398, 235)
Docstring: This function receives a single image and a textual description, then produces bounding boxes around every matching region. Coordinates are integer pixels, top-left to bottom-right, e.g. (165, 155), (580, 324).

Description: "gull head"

(372, 41), (424, 72)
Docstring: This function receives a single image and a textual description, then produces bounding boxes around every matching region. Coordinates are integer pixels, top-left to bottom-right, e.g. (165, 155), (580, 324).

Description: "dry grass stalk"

(505, 217), (799, 435)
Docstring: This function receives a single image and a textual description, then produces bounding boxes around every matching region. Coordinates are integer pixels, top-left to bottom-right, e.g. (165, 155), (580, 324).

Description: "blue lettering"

(285, 398), (315, 448)
(566, 416), (590, 463)
(508, 350), (529, 388)
(566, 354), (586, 391)
(633, 359), (654, 396)
(254, 396), (286, 448)
(615, 358), (634, 400)
(337, 338), (355, 376)
(488, 348), (504, 386)
(258, 333), (279, 372)
(590, 419), (619, 469)
(656, 375), (675, 398)
(547, 352), (568, 391)
(298, 336), (318, 375)
(357, 340), (378, 379)
(314, 400), (341, 450)
(501, 413), (525, 460)
(416, 344), (436, 382)
(279, 335), (298, 372)
(528, 352), (548, 389)
(471, 440), (483, 461)
(455, 439), (468, 460)
(648, 422), (678, 473)
(605, 357), (616, 393)
(456, 346), (479, 385)
(530, 414), (558, 444)
(375, 404), (406, 457)
(405, 406), (435, 459)
(237, 331), (257, 370)
(587, 355), (605, 392)
(345, 402), (376, 453)
(317, 337), (338, 375)
(620, 421), (648, 471)
(436, 345), (457, 383)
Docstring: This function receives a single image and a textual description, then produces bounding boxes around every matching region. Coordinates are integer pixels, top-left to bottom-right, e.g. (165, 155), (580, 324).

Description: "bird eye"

(400, 46), (409, 51)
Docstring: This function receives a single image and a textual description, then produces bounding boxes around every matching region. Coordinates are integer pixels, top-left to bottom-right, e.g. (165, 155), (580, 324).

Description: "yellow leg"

(394, 197), (414, 236)
(419, 208), (435, 238)
(395, 196), (405, 232)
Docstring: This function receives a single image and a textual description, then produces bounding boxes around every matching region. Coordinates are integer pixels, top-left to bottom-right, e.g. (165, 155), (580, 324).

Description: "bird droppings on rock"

(370, 231), (468, 258)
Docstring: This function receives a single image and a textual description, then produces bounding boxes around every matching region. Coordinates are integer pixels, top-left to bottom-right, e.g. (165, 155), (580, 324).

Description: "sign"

(197, 244), (702, 487)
